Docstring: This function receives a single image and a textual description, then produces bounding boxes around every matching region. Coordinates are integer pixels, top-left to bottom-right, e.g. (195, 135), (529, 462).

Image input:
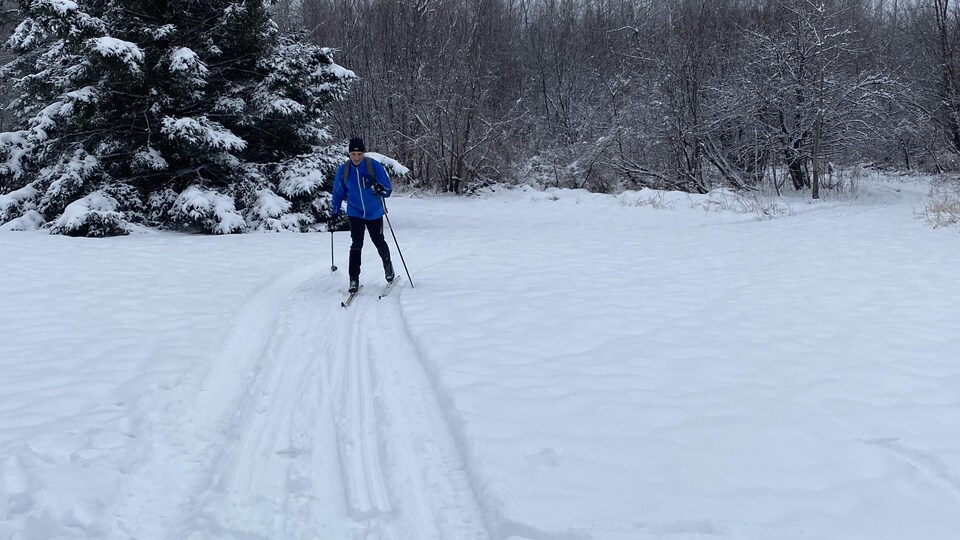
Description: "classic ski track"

(110, 265), (328, 538)
(863, 438), (960, 501)
(345, 290), (492, 540)
(194, 292), (322, 536)
(113, 263), (490, 539)
(168, 277), (345, 539)
(336, 305), (394, 521)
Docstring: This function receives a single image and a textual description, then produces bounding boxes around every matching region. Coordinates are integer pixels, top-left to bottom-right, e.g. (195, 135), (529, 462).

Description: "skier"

(329, 138), (394, 294)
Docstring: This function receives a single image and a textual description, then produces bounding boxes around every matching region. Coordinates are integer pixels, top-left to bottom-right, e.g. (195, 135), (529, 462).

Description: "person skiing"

(329, 137), (394, 294)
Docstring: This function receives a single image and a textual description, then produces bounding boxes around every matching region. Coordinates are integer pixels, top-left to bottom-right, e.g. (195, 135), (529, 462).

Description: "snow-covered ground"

(1, 176), (959, 540)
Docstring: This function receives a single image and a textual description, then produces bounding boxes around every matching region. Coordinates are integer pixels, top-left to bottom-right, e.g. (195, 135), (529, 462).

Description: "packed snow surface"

(1, 177), (959, 539)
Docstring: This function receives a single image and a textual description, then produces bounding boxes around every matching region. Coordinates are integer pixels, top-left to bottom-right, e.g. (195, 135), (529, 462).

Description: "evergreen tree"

(0, 0), (353, 235)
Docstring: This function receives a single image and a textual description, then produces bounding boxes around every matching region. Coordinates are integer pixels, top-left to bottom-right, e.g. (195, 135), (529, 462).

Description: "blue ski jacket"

(330, 157), (392, 220)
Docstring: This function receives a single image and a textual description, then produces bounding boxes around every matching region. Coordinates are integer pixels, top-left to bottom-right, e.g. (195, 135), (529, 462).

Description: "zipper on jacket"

(354, 164), (367, 218)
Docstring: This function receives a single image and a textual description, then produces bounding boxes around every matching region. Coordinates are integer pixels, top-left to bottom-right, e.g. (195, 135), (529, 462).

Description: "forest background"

(3, 0), (960, 198)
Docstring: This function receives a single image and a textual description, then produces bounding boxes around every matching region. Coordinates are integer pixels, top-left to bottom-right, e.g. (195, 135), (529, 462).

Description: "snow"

(278, 161), (325, 197)
(1, 176), (959, 539)
(51, 0), (78, 13)
(0, 184), (38, 217)
(214, 96), (246, 114)
(146, 24), (176, 40)
(278, 152), (407, 199)
(37, 150), (99, 211)
(49, 190), (123, 234)
(160, 116), (246, 152)
(131, 147), (168, 172)
(324, 61), (356, 80)
(168, 47), (208, 76)
(88, 37), (144, 73)
(251, 189), (309, 232)
(0, 209), (44, 231)
(364, 151), (410, 176)
(65, 86), (97, 103)
(0, 132), (32, 178)
(266, 97), (305, 116)
(41, 0), (78, 15)
(31, 102), (67, 139)
(171, 186), (246, 234)
(253, 189), (292, 218)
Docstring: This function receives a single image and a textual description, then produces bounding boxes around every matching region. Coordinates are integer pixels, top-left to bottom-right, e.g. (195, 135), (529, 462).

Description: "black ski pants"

(348, 216), (391, 280)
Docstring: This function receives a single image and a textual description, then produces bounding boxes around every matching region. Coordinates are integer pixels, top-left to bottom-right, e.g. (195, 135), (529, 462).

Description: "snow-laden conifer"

(0, 0), (354, 235)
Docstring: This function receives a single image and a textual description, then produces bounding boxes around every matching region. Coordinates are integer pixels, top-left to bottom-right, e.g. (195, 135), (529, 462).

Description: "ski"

(378, 277), (401, 299)
(341, 285), (362, 308)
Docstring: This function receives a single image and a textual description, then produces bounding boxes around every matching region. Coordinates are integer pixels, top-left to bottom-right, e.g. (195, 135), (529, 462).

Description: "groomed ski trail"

(328, 286), (491, 539)
(110, 264), (329, 539)
(112, 267), (490, 539)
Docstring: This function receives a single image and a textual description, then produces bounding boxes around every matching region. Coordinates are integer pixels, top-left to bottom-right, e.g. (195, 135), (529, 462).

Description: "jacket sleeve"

(374, 160), (392, 198)
(331, 163), (346, 214)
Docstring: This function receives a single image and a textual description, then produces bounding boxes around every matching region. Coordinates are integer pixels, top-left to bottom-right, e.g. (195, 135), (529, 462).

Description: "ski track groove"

(336, 305), (394, 522)
(120, 268), (493, 539)
(109, 265), (324, 539)
(863, 438), (960, 501)
(365, 290), (492, 540)
(170, 277), (334, 539)
(327, 280), (491, 539)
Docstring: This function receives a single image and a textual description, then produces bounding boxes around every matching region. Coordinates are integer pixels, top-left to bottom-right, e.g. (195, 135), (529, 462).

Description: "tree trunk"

(812, 109), (821, 199)
(812, 72), (824, 199)
(785, 150), (807, 190)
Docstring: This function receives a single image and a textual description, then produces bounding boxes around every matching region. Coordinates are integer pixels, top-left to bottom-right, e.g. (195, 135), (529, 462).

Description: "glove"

(372, 183), (386, 196)
(328, 213), (340, 229)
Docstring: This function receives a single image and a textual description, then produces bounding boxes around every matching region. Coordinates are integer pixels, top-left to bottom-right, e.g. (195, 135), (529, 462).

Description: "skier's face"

(349, 151), (364, 165)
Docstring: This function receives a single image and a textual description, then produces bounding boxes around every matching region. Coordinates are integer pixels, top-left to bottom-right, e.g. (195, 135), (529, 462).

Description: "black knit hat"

(348, 137), (365, 152)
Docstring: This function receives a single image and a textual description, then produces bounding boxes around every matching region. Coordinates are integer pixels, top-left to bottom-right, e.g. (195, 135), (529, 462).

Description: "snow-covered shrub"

(145, 188), (178, 223)
(274, 147), (343, 226)
(277, 152), (335, 198)
(250, 189), (310, 232)
(617, 190), (673, 210)
(101, 182), (145, 223)
(0, 0), (354, 236)
(0, 210), (45, 231)
(0, 131), (32, 182)
(48, 190), (130, 237)
(0, 183), (39, 223)
(921, 177), (960, 229)
(813, 165), (868, 202)
(517, 152), (577, 191)
(169, 186), (246, 234)
(35, 149), (100, 218)
(700, 187), (792, 218)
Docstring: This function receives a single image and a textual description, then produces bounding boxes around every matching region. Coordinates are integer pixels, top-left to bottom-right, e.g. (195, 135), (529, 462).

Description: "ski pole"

(330, 230), (338, 272)
(380, 196), (414, 288)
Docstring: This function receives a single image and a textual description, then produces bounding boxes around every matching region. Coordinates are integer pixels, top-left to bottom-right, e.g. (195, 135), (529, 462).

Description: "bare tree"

(932, 0), (960, 151)
(4, 0), (951, 196)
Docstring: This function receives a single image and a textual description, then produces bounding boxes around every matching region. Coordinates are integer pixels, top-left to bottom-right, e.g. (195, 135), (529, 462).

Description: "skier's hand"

(328, 213), (340, 230)
(372, 183), (386, 196)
